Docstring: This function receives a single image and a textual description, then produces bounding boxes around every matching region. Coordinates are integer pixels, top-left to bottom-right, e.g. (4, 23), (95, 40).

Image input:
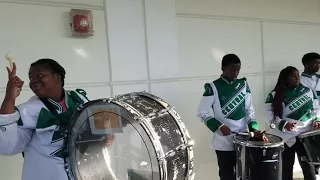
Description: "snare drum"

(234, 134), (284, 180)
(298, 129), (320, 164)
(64, 91), (195, 180)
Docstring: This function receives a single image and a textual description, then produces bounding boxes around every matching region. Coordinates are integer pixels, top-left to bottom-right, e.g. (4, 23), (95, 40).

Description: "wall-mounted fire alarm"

(70, 9), (94, 37)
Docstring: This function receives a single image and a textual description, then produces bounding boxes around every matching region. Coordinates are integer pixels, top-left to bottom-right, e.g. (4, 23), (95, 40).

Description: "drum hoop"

(139, 92), (195, 180)
(113, 98), (168, 180)
(298, 129), (320, 138)
(233, 134), (284, 148)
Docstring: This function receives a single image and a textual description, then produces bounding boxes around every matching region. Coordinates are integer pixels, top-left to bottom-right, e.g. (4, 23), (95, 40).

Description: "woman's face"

(287, 70), (300, 88)
(29, 64), (61, 98)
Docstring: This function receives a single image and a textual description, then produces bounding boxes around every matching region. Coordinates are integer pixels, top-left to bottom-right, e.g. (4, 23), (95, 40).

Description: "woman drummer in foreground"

(264, 66), (320, 180)
(0, 59), (112, 180)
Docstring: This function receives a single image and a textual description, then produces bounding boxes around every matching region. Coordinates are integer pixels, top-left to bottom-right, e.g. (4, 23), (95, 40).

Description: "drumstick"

(232, 131), (254, 138)
(5, 53), (13, 71)
(296, 109), (312, 123)
(260, 123), (276, 135)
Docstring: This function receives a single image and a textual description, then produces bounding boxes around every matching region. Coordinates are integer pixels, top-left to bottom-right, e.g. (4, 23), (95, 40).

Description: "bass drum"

(234, 134), (284, 180)
(64, 91), (195, 180)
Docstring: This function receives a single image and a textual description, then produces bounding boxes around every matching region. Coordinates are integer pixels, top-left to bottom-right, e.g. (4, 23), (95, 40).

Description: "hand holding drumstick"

(0, 54), (24, 114)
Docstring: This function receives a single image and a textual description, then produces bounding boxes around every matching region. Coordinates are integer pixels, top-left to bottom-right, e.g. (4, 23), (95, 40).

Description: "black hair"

(302, 52), (320, 65)
(272, 66), (298, 118)
(222, 54), (241, 67)
(30, 58), (66, 87)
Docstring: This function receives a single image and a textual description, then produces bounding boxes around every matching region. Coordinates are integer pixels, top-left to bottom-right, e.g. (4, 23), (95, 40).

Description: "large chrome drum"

(64, 91), (195, 180)
(234, 134), (283, 180)
(298, 129), (320, 164)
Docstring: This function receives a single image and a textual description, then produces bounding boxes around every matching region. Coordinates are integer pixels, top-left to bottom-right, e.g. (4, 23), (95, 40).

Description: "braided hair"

(30, 58), (66, 87)
(272, 66), (298, 118)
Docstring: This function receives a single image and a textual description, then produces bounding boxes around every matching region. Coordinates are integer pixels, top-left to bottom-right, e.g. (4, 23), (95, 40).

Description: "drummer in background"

(197, 54), (267, 180)
(0, 59), (91, 180)
(264, 66), (320, 180)
(300, 52), (320, 175)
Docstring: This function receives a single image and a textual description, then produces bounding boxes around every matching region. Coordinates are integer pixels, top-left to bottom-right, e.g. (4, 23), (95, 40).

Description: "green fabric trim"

(246, 81), (251, 93)
(248, 121), (259, 131)
(313, 91), (317, 99)
(36, 91), (81, 129)
(205, 118), (222, 132)
(50, 147), (65, 158)
(69, 91), (85, 104)
(14, 107), (23, 126)
(315, 117), (320, 121)
(36, 108), (60, 129)
(265, 92), (274, 103)
(203, 83), (214, 96)
(75, 89), (88, 99)
(278, 120), (287, 131)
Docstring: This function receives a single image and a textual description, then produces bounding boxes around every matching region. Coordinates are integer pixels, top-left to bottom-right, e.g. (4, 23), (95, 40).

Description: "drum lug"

(134, 116), (145, 123)
(164, 150), (176, 158)
(263, 149), (266, 156)
(176, 140), (195, 151)
(157, 109), (168, 116)
(147, 112), (156, 119)
(106, 98), (113, 103)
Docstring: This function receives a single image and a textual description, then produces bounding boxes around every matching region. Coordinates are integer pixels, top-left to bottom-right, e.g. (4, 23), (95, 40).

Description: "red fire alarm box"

(70, 9), (94, 36)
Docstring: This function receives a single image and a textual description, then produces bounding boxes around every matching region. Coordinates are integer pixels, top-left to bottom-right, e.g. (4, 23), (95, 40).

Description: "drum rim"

(298, 129), (320, 138)
(64, 98), (103, 180)
(233, 133), (284, 148)
(138, 92), (195, 180)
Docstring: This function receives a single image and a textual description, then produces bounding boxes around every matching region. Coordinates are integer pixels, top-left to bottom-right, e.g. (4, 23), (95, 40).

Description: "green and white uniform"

(300, 72), (320, 102)
(0, 89), (89, 180)
(264, 84), (320, 147)
(197, 77), (259, 151)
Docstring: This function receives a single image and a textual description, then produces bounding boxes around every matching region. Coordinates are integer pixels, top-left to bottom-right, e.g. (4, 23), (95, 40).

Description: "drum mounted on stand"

(298, 129), (320, 164)
(234, 133), (284, 180)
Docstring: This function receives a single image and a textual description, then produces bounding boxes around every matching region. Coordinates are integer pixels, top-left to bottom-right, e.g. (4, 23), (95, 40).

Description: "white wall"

(0, 0), (180, 179)
(1, 0), (320, 179)
(176, 0), (320, 179)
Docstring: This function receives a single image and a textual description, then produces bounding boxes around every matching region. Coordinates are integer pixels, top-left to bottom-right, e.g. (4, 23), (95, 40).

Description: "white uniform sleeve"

(197, 83), (223, 132)
(0, 113), (33, 155)
(0, 98), (39, 156)
(197, 83), (215, 122)
(311, 91), (320, 121)
(244, 81), (258, 131)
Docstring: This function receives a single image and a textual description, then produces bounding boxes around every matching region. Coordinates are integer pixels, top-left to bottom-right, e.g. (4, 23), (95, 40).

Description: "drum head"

(66, 100), (160, 180)
(234, 133), (283, 148)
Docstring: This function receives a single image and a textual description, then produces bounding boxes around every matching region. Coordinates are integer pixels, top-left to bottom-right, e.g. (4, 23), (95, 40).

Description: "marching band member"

(0, 59), (90, 180)
(197, 54), (267, 180)
(300, 52), (320, 175)
(264, 66), (320, 180)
